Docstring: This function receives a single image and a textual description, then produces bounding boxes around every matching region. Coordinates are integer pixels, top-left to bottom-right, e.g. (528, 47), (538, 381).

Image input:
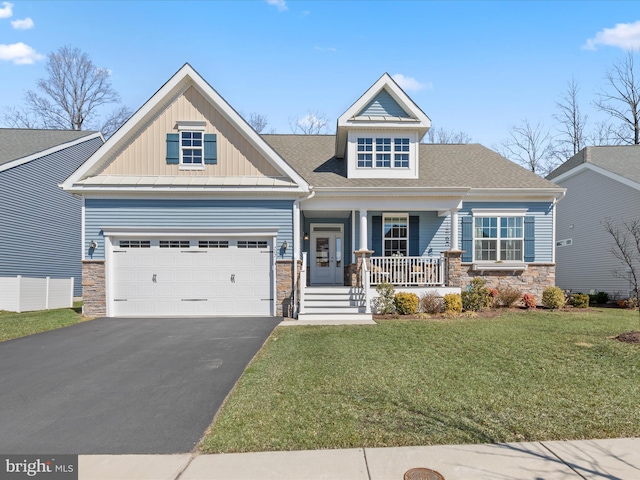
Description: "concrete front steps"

(296, 286), (374, 323)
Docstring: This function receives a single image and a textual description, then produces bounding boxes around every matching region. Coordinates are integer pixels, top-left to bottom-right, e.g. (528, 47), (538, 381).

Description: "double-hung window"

(383, 215), (408, 256)
(357, 137), (410, 169)
(474, 216), (523, 262)
(375, 138), (391, 167)
(357, 138), (373, 167)
(181, 131), (203, 166)
(394, 138), (410, 167)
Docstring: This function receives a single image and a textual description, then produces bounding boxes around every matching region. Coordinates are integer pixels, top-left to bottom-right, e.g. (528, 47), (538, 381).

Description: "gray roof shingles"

(547, 145), (640, 184)
(0, 128), (96, 167)
(262, 134), (560, 190)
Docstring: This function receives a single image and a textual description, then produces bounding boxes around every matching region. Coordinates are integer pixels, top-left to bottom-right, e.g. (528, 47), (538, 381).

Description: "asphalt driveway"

(0, 316), (281, 454)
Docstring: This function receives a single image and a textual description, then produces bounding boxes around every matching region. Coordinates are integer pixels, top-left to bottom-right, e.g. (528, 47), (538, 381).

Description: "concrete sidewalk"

(79, 437), (640, 480)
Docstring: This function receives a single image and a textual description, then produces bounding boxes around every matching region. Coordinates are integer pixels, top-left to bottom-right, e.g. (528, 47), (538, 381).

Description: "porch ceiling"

(301, 194), (464, 212)
(303, 210), (350, 218)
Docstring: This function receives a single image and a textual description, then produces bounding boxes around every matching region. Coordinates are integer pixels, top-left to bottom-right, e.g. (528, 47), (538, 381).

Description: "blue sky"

(1, 1), (639, 148)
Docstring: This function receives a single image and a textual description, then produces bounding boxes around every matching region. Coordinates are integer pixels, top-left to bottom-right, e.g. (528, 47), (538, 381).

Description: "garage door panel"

(111, 237), (272, 317)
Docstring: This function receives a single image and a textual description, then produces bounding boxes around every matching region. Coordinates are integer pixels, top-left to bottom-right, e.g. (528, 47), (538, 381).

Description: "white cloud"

(314, 46), (337, 52)
(0, 1), (13, 18)
(584, 20), (640, 50)
(0, 42), (44, 64)
(11, 17), (33, 29)
(266, 0), (287, 11)
(391, 74), (431, 92)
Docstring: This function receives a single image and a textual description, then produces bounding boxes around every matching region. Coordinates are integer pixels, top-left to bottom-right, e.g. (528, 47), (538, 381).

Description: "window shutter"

(204, 134), (217, 165)
(461, 216), (472, 262)
(524, 215), (535, 262)
(166, 133), (179, 164)
(372, 216), (382, 256)
(409, 216), (419, 256)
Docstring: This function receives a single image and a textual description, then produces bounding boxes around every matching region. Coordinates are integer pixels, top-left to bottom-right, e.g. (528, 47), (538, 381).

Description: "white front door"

(310, 225), (343, 285)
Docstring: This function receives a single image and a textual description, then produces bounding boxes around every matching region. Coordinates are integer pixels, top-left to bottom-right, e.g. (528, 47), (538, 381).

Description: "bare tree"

(423, 126), (472, 144)
(246, 112), (269, 133)
(586, 120), (625, 146)
(288, 110), (330, 134)
(497, 119), (556, 175)
(594, 51), (640, 145)
(100, 105), (133, 138)
(3, 45), (130, 136)
(554, 77), (588, 158)
(604, 217), (640, 312)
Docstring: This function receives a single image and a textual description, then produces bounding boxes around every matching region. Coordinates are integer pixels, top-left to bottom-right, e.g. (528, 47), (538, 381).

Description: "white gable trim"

(551, 162), (640, 192)
(0, 132), (104, 174)
(62, 64), (309, 192)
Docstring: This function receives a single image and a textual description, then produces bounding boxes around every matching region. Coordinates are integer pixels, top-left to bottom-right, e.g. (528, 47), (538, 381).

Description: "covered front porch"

(293, 197), (465, 319)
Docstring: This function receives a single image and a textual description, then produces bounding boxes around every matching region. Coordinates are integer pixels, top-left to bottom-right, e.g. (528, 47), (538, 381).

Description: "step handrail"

(298, 252), (307, 316)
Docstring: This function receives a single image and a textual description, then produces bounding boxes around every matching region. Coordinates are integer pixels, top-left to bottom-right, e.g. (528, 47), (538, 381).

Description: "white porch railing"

(369, 255), (445, 286)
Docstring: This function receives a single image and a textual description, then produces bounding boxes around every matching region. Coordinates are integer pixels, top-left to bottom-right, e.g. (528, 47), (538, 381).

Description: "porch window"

(474, 216), (523, 262)
(383, 215), (408, 256)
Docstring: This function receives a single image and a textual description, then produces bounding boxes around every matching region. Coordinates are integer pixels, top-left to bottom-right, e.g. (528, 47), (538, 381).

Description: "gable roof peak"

(335, 73), (431, 158)
(62, 63), (309, 192)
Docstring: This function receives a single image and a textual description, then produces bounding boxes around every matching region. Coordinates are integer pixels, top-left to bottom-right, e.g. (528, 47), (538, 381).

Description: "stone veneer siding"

(82, 260), (106, 317)
(276, 260), (294, 317)
(459, 264), (556, 302)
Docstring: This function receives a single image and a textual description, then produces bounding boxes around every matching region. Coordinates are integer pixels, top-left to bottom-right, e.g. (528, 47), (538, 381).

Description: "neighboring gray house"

(547, 146), (640, 298)
(0, 129), (104, 297)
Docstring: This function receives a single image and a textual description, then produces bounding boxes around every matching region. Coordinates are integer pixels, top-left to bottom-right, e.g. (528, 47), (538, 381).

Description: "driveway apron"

(0, 316), (281, 454)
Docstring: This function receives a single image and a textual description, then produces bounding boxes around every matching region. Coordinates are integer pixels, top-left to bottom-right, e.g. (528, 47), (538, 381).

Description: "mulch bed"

(615, 331), (640, 344)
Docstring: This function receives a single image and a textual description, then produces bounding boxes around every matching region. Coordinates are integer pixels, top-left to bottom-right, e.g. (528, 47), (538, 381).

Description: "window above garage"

(166, 121), (217, 169)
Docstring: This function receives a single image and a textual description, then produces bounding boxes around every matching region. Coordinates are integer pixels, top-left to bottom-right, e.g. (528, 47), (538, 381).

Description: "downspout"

(293, 189), (315, 318)
(551, 191), (566, 265)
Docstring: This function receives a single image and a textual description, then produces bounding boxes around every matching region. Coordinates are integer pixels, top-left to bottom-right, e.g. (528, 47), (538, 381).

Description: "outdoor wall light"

(89, 240), (98, 249)
(282, 240), (288, 251)
(303, 232), (309, 240)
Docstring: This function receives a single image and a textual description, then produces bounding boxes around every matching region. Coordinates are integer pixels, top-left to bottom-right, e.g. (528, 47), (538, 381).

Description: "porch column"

(450, 208), (459, 251)
(358, 209), (368, 251)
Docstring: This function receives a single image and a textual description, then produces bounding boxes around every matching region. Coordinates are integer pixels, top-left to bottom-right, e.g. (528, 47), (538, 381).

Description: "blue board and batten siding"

(457, 202), (554, 263)
(0, 136), (103, 297)
(84, 199), (295, 260)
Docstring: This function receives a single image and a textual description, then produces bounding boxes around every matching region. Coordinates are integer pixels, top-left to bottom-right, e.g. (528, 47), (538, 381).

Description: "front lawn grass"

(0, 302), (85, 342)
(201, 309), (640, 453)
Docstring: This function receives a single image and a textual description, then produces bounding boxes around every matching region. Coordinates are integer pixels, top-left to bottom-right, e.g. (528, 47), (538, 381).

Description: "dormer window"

(356, 136), (411, 169)
(394, 138), (409, 167)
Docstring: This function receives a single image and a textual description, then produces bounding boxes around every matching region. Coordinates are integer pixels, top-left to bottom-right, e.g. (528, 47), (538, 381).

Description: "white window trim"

(177, 121), (206, 171)
(383, 213), (409, 257)
(357, 136), (411, 169)
(472, 214), (525, 263)
(346, 130), (419, 179)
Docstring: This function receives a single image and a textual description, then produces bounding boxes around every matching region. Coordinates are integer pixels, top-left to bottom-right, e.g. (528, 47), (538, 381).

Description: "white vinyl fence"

(0, 276), (74, 313)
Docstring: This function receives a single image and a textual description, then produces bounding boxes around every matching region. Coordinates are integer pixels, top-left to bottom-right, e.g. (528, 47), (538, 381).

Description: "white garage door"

(110, 237), (273, 317)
